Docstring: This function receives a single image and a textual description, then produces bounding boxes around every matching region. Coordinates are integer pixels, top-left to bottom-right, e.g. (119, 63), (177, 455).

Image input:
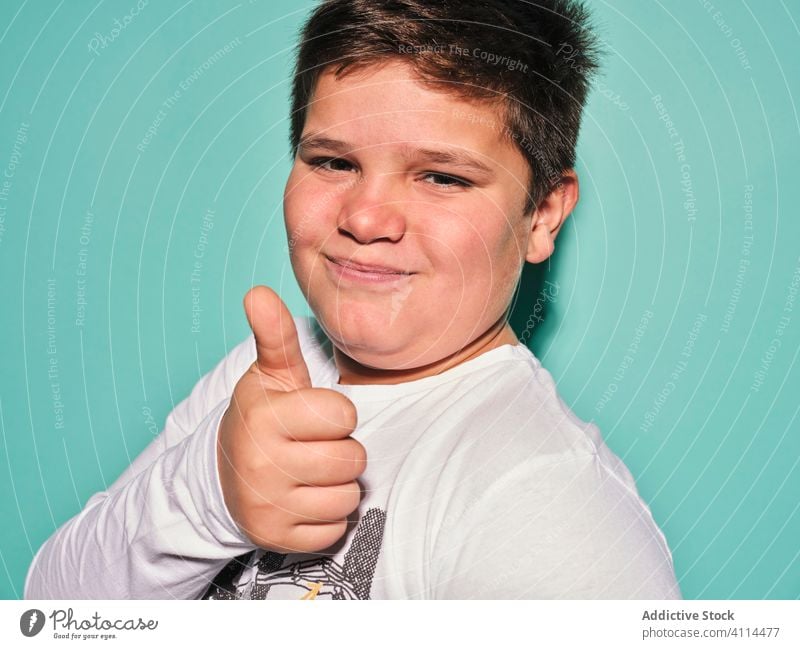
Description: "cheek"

(438, 213), (524, 325)
(283, 173), (306, 248)
(284, 175), (338, 263)
(285, 174), (316, 240)
(437, 211), (520, 288)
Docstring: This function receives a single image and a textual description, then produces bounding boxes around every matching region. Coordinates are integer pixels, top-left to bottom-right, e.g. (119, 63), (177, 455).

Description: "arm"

(430, 453), (682, 599)
(24, 336), (258, 600)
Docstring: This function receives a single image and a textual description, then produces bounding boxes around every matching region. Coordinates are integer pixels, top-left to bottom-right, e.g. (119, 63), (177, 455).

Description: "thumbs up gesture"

(216, 286), (366, 554)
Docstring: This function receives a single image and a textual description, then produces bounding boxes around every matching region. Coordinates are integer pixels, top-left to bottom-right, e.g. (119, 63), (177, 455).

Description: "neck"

(334, 316), (520, 386)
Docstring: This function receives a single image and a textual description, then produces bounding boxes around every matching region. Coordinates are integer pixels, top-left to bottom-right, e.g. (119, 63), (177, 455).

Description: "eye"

(308, 156), (355, 173)
(421, 172), (472, 189)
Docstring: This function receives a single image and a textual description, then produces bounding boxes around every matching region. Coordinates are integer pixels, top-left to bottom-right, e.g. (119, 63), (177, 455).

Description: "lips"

(325, 254), (413, 275)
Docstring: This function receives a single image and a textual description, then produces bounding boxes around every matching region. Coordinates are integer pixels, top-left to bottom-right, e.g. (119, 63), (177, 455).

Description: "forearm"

(24, 399), (255, 599)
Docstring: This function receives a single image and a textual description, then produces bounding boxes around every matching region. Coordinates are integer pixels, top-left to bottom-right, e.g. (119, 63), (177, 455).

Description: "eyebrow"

(297, 134), (496, 179)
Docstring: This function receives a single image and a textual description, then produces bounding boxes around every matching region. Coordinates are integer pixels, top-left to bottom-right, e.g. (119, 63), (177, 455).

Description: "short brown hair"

(289, 0), (602, 213)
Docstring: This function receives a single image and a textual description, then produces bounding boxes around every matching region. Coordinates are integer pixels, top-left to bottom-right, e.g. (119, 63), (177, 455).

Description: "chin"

(311, 300), (421, 368)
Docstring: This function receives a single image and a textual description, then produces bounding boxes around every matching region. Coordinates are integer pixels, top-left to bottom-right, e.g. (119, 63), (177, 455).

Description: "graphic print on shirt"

(202, 507), (386, 600)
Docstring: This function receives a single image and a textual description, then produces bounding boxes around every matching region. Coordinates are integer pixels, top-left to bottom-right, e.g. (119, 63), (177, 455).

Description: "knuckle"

(338, 396), (358, 432)
(240, 402), (262, 432)
(244, 402), (281, 438)
(348, 439), (367, 467)
(308, 388), (358, 433)
(341, 480), (363, 511)
(339, 440), (367, 476)
(239, 447), (269, 475)
(330, 520), (350, 544)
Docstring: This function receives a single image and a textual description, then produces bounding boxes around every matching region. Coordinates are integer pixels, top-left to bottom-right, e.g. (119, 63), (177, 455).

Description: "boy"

(25, 0), (681, 599)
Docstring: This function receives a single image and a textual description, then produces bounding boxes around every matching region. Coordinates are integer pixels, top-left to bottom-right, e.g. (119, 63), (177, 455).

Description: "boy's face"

(284, 60), (539, 370)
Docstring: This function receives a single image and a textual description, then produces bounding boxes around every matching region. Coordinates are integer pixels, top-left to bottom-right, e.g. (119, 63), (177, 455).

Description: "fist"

(217, 286), (366, 554)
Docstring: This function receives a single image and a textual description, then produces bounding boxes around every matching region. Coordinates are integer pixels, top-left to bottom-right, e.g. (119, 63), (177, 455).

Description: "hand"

(216, 286), (365, 553)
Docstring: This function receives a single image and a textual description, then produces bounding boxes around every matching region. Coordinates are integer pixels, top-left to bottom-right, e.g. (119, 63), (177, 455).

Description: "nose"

(337, 173), (407, 244)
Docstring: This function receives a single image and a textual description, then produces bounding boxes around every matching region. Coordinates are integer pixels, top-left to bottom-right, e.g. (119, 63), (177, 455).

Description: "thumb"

(243, 285), (311, 390)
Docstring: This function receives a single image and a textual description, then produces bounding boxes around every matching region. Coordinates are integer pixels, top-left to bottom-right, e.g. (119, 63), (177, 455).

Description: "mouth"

(324, 254), (415, 285)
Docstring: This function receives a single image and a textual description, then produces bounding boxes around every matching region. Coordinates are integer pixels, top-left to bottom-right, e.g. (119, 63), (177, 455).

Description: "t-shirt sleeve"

(24, 335), (258, 600)
(430, 453), (682, 599)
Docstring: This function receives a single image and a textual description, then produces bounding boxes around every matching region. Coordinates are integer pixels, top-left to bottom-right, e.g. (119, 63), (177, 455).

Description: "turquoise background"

(1, 0), (798, 599)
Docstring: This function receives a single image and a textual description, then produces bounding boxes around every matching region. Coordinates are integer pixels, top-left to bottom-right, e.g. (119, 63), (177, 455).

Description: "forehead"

(304, 60), (519, 162)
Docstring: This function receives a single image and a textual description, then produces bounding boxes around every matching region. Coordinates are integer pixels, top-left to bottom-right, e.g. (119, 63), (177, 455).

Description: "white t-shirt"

(25, 317), (681, 600)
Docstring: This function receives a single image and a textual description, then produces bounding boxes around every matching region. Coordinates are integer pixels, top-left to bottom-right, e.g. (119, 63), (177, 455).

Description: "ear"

(525, 170), (579, 264)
